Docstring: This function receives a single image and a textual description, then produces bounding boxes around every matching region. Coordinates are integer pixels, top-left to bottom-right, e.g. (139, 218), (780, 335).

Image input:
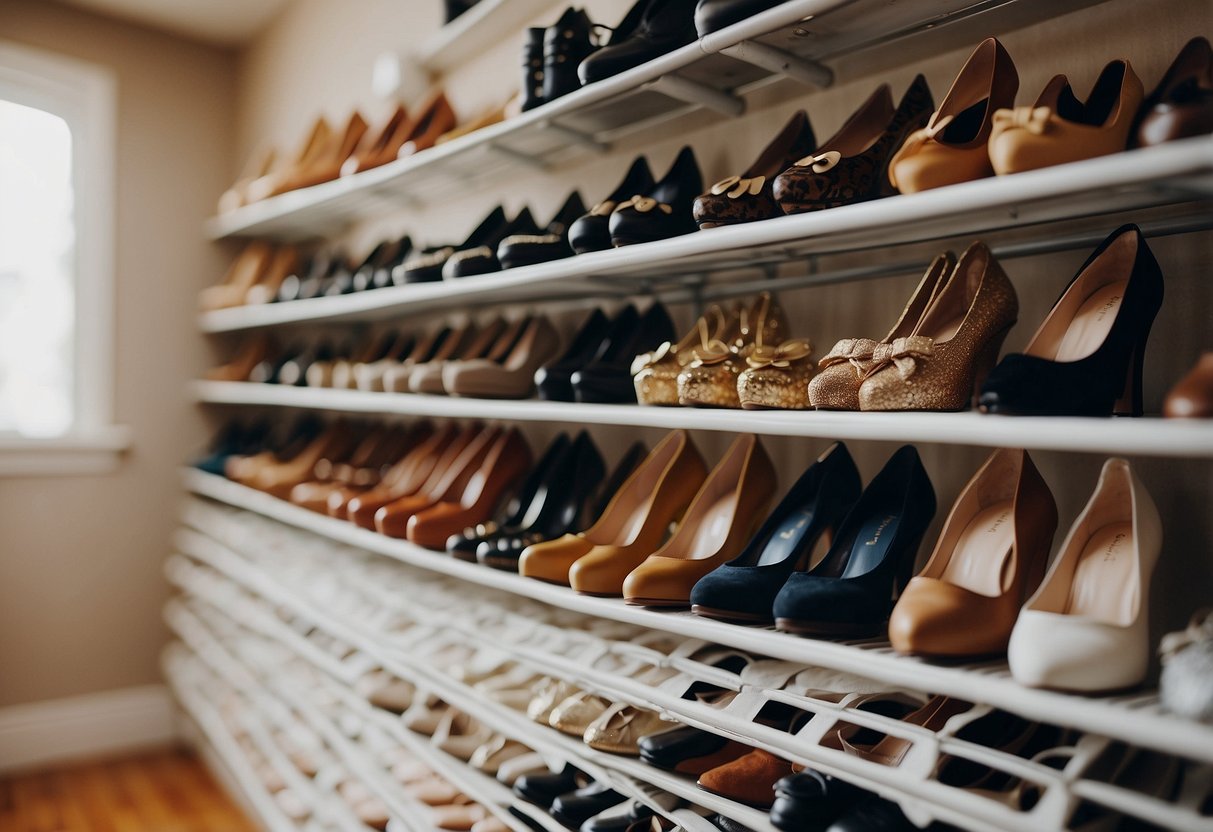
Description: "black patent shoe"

(448, 432), (574, 561)
(399, 205), (508, 283)
(770, 771), (864, 832)
(544, 7), (598, 103)
(478, 431), (610, 571)
(353, 235), (411, 292)
(578, 0), (699, 85)
(580, 801), (655, 832)
(608, 146), (702, 247)
(694, 0), (786, 36)
(569, 156), (654, 254)
(278, 251), (343, 301)
(444, 208), (537, 279)
(514, 765), (589, 807)
(536, 307), (616, 401)
(979, 224), (1164, 417)
(521, 28), (547, 112)
(551, 782), (625, 829)
(826, 797), (918, 832)
(498, 192), (586, 269)
(691, 442), (861, 623)
(572, 302), (676, 403)
(772, 445), (936, 637)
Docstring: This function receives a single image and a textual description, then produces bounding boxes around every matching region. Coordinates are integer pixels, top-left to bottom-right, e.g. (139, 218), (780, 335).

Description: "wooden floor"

(0, 747), (258, 832)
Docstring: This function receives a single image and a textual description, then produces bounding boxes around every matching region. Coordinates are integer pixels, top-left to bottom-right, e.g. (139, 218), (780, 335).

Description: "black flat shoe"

(770, 771), (864, 832)
(399, 205), (508, 283)
(278, 251), (344, 302)
(498, 192), (586, 269)
(569, 156), (655, 254)
(444, 208), (537, 278)
(694, 0), (787, 36)
(353, 234), (411, 291)
(536, 307), (616, 401)
(477, 431), (608, 571)
(514, 765), (588, 807)
(826, 797), (918, 832)
(979, 224), (1164, 417)
(609, 146), (702, 247)
(691, 442), (862, 623)
(572, 302), (676, 402)
(550, 782), (625, 829)
(773, 445), (936, 637)
(544, 7), (598, 103)
(578, 0), (699, 85)
(637, 723), (733, 771)
(580, 801), (655, 832)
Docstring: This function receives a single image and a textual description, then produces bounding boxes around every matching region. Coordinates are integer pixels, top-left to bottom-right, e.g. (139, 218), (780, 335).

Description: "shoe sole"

(691, 605), (773, 624)
(774, 617), (885, 638)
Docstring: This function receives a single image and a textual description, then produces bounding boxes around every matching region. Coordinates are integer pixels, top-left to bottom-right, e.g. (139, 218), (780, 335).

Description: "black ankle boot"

(520, 27), (546, 112)
(543, 7), (597, 103)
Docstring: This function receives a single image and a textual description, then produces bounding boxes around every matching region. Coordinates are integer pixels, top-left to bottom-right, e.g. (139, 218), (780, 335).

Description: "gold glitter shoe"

(736, 324), (814, 410)
(678, 293), (787, 408)
(632, 304), (731, 406)
(858, 242), (1018, 412)
(809, 252), (954, 411)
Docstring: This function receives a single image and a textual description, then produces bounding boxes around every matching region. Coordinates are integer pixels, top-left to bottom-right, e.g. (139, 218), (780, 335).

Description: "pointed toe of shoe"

(568, 545), (635, 597)
(568, 214), (612, 255)
(807, 364), (863, 410)
(888, 578), (1012, 657)
(571, 365), (636, 404)
(1008, 611), (1147, 692)
(518, 535), (592, 585)
(622, 556), (709, 606)
(444, 360), (528, 399)
(608, 206), (694, 248)
(407, 503), (474, 550)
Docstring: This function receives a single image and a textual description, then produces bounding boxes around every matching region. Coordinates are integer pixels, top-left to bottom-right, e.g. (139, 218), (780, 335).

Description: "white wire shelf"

(175, 508), (1213, 832)
(172, 534), (775, 832)
(192, 379), (1213, 458)
(199, 137), (1213, 332)
(207, 0), (1109, 242)
(180, 473), (1213, 770)
(414, 0), (556, 75)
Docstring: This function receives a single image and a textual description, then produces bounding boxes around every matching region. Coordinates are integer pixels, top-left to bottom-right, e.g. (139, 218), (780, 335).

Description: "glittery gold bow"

(689, 314), (740, 367)
(818, 338), (883, 377)
(992, 105), (1052, 135)
(864, 336), (935, 380)
(616, 195), (672, 215)
(630, 340), (673, 376)
(746, 338), (812, 370)
(710, 174), (766, 198)
(794, 149), (843, 173)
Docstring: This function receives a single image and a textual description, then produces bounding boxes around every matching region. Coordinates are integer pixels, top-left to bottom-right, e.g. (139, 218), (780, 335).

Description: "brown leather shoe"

(1136, 36), (1213, 148)
(621, 434), (776, 606)
(273, 111), (368, 194)
(207, 333), (273, 382)
(1164, 352), (1213, 418)
(244, 245), (300, 305)
(344, 423), (462, 526)
(858, 242), (1018, 412)
(697, 749), (796, 809)
(198, 241), (275, 311)
(809, 252), (953, 410)
(250, 422), (355, 499)
(376, 426), (503, 538)
(989, 60), (1143, 176)
(343, 91), (456, 175)
(694, 110), (816, 227)
(519, 430), (707, 588)
(888, 38), (1019, 193)
(888, 448), (1058, 657)
(246, 117), (332, 203)
(407, 428), (533, 549)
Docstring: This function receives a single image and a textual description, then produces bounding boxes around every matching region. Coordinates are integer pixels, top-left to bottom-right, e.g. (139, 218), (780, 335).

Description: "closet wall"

(229, 0), (1213, 652)
(0, 0), (237, 707)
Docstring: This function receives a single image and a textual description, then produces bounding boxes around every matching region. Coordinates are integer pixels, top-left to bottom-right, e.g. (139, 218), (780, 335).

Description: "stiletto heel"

(971, 324), (1013, 408)
(1114, 336), (1147, 416)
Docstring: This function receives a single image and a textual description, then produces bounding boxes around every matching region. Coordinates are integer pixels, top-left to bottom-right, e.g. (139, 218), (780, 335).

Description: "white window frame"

(0, 40), (129, 475)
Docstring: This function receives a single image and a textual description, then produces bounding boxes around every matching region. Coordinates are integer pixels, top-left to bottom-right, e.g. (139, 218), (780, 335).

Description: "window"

(0, 41), (126, 474)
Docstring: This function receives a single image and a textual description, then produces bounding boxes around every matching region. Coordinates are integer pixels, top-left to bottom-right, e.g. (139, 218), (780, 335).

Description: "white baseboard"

(0, 684), (178, 773)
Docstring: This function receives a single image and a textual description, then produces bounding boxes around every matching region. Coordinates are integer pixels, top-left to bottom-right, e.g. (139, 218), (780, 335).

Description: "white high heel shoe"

(1008, 458), (1162, 692)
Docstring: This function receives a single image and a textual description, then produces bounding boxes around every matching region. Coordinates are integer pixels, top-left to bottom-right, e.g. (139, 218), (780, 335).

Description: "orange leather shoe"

(989, 60), (1143, 176)
(244, 245), (300, 305)
(621, 434), (776, 606)
(207, 333), (273, 382)
(376, 426), (502, 538)
(246, 117), (332, 203)
(888, 448), (1058, 657)
(888, 38), (1018, 193)
(273, 111), (368, 194)
(289, 424), (390, 512)
(1164, 352), (1213, 418)
(340, 103), (408, 175)
(519, 430), (707, 588)
(407, 428), (533, 550)
(198, 241), (274, 311)
(857, 241), (1018, 412)
(250, 422), (354, 499)
(322, 424), (430, 517)
(810, 252), (953, 410)
(698, 749), (796, 809)
(345, 423), (462, 527)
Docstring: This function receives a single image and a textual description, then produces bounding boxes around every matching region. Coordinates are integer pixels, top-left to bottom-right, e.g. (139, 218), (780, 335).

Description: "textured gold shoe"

(736, 326), (814, 410)
(858, 242), (1018, 412)
(678, 293), (787, 408)
(809, 252), (954, 410)
(583, 703), (671, 755)
(633, 304), (731, 406)
(548, 691), (610, 737)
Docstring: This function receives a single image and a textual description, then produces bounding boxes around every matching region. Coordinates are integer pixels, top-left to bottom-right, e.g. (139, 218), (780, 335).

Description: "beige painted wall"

(0, 1), (237, 707)
(228, 0), (1213, 667)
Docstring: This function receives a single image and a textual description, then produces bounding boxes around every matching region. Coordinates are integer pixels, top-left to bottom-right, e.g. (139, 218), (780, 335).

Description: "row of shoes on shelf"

(209, 223), (1213, 418)
(198, 414), (1185, 696)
